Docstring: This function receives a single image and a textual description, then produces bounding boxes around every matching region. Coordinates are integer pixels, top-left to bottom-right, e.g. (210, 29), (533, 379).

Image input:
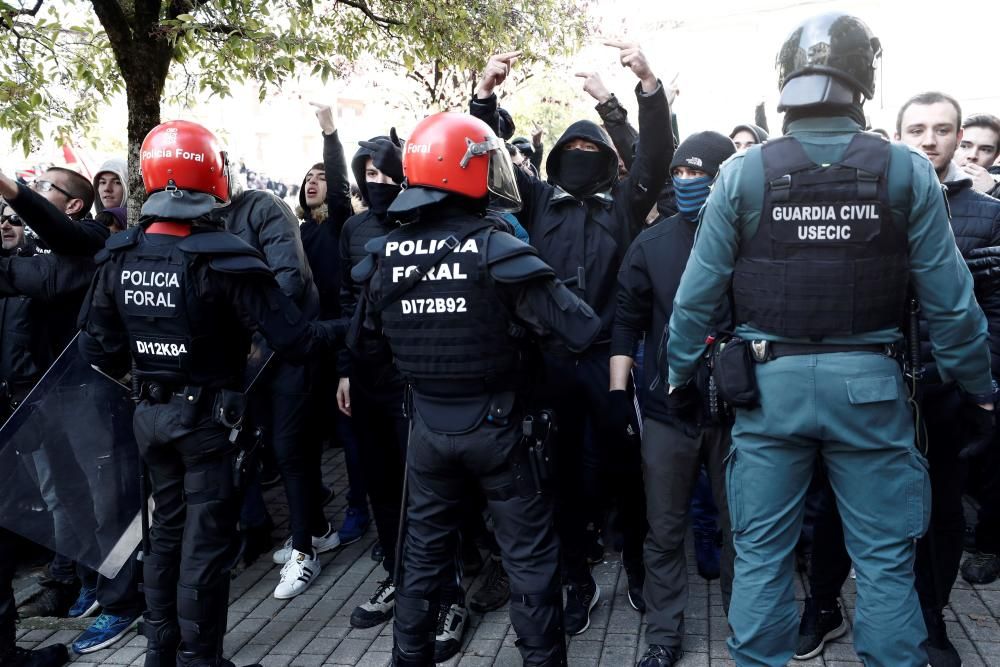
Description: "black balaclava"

(366, 182), (402, 218)
(558, 151), (610, 198)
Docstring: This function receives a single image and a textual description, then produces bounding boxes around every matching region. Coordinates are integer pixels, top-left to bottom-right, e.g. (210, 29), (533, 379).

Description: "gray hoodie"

(92, 158), (128, 214)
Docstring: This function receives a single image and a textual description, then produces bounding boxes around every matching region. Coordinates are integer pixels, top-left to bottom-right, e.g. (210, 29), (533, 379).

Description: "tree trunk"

(125, 89), (160, 226)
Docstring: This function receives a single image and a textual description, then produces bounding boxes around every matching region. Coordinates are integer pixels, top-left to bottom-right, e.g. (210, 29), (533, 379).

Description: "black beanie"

(669, 131), (736, 179)
(729, 123), (770, 144)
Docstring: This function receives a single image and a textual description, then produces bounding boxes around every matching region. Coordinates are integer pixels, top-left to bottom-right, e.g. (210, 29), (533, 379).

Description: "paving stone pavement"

(13, 447), (1000, 666)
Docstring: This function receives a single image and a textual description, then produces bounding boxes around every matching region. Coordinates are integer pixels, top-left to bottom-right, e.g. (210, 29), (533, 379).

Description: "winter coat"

(470, 81), (672, 348)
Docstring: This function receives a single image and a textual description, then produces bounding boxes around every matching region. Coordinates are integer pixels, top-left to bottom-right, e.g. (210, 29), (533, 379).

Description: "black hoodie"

(470, 81), (672, 347)
(298, 130), (353, 318)
(335, 140), (402, 381)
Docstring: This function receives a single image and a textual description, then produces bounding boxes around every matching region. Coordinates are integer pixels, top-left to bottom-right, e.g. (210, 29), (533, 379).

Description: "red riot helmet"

(388, 112), (520, 216)
(139, 121), (231, 220)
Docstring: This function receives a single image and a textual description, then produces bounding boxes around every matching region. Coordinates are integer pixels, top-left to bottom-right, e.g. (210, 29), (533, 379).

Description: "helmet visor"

(487, 143), (522, 212)
(462, 136), (521, 212)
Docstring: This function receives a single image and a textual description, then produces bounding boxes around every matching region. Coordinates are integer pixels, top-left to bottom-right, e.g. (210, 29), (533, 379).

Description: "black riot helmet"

(776, 13), (882, 112)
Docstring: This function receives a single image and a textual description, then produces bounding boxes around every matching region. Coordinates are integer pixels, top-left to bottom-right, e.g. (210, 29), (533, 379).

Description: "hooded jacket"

(92, 158), (128, 214)
(470, 81), (672, 348)
(211, 189), (320, 316)
(335, 139), (402, 381)
(298, 130), (353, 319)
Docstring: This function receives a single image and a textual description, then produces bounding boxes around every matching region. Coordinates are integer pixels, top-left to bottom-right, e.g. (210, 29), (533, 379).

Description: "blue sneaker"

(337, 506), (371, 545)
(67, 585), (98, 619)
(72, 611), (139, 654)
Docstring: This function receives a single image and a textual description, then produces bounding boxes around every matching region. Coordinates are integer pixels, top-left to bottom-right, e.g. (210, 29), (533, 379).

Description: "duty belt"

(139, 381), (199, 404)
(750, 340), (898, 363)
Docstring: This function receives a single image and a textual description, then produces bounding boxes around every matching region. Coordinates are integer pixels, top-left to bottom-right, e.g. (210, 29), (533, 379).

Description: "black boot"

(0, 644), (68, 667)
(392, 591), (437, 667)
(140, 616), (179, 667)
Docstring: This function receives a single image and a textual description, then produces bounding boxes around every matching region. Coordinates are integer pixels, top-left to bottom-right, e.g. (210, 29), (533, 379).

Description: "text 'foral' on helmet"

(139, 120), (232, 204)
(388, 112), (521, 217)
(776, 13), (882, 112)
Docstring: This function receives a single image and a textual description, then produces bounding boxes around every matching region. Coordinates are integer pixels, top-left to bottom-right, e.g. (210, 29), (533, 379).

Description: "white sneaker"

(433, 602), (468, 663)
(273, 549), (320, 599)
(349, 578), (396, 629)
(271, 523), (341, 564)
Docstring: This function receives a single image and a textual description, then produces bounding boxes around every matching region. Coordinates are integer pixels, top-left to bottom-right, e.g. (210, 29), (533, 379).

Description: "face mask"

(672, 174), (713, 222)
(366, 182), (402, 218)
(557, 151), (608, 197)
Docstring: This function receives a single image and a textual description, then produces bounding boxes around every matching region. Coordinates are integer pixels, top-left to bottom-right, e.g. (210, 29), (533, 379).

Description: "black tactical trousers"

(809, 386), (965, 612)
(538, 347), (647, 584)
(394, 408), (565, 666)
(133, 395), (240, 666)
(0, 529), (16, 650)
(351, 377), (463, 601)
(350, 376), (407, 576)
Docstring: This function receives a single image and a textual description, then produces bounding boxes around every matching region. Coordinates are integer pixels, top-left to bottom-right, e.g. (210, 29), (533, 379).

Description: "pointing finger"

(603, 39), (637, 50)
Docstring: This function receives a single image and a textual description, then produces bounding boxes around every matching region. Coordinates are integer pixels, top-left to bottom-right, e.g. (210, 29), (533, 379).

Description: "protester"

(613, 131), (736, 667)
(92, 159), (127, 214)
(210, 145), (338, 601)
(295, 101), (372, 550)
(728, 123), (769, 152)
(957, 113), (1000, 197)
(470, 41), (671, 635)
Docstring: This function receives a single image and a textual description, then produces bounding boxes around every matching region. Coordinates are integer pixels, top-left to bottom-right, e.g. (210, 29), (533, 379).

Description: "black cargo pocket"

(724, 446), (744, 533)
(905, 449), (931, 540)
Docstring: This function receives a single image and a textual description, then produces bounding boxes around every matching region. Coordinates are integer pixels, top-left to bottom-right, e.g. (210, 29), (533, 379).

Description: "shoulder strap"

(370, 221), (491, 314)
(761, 137), (816, 181)
(839, 133), (891, 200)
(761, 137), (817, 203)
(95, 226), (140, 264)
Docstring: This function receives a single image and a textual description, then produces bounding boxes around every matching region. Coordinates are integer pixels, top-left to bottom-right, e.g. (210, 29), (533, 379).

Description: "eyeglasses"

(31, 179), (75, 200)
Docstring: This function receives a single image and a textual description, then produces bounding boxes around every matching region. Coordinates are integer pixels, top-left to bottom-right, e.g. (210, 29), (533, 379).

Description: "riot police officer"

(78, 121), (343, 667)
(665, 13), (995, 666)
(350, 112), (600, 666)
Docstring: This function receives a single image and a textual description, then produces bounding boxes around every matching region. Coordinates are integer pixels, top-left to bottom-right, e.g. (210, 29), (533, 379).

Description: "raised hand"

(603, 40), (657, 92)
(475, 50), (523, 99)
(309, 101), (336, 135)
(575, 71), (612, 104)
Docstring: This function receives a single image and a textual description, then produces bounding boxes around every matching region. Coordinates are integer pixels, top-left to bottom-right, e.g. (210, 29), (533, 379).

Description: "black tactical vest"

(111, 231), (249, 387)
(732, 134), (909, 338)
(377, 217), (519, 394)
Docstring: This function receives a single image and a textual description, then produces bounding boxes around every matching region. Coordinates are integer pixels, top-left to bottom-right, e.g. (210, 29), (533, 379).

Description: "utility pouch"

(712, 338), (760, 409)
(179, 386), (204, 428)
(233, 426), (264, 489)
(213, 389), (246, 430)
(522, 410), (557, 493)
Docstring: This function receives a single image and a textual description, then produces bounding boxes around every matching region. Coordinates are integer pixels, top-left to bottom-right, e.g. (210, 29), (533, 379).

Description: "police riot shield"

(0, 334), (274, 579)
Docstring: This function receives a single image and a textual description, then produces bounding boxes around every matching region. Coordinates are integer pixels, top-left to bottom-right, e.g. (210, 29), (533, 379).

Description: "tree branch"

(88, 0), (133, 60)
(336, 0), (402, 27)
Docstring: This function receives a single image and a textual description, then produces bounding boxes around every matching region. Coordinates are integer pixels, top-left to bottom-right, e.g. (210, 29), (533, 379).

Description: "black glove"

(357, 138), (404, 184)
(608, 390), (640, 442)
(959, 400), (996, 461)
(664, 382), (701, 437)
(965, 246), (1000, 292)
